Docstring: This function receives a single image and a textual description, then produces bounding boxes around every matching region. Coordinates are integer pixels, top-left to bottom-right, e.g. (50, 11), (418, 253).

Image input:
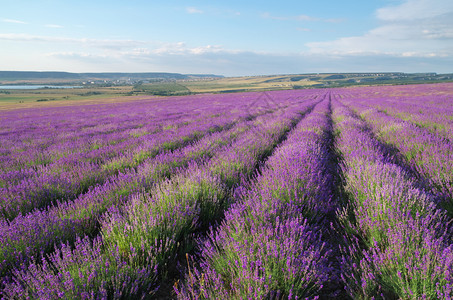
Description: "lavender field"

(0, 83), (452, 299)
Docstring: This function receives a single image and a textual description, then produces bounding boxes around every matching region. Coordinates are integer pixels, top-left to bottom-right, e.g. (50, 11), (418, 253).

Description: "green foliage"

(134, 82), (191, 96)
(101, 170), (227, 270)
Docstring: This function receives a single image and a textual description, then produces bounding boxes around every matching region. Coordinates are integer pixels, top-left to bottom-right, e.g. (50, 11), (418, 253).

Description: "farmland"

(0, 83), (452, 299)
(2, 72), (452, 111)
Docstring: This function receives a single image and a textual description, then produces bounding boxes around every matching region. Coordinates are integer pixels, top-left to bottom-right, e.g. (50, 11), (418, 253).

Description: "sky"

(1, 0), (452, 76)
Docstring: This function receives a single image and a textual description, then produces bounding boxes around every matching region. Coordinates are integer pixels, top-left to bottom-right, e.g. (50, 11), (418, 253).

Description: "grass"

(101, 169), (227, 269)
(132, 75), (322, 95)
(0, 86), (138, 110)
(134, 82), (191, 96)
(182, 76), (320, 93)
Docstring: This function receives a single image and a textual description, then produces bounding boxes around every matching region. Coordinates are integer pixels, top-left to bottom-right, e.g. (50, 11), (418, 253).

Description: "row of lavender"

(331, 84), (453, 298)
(368, 97), (453, 142)
(339, 89), (453, 215)
(173, 84), (453, 299)
(0, 90), (320, 225)
(1, 92), (291, 220)
(338, 83), (453, 141)
(1, 83), (452, 298)
(0, 90), (325, 298)
(0, 94), (289, 277)
(175, 97), (340, 298)
(332, 97), (453, 298)
(0, 116), (251, 278)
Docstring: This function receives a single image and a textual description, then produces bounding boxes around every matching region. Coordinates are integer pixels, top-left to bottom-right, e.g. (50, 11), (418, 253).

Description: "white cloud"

(186, 7), (203, 14)
(2, 0), (452, 76)
(325, 18), (345, 23)
(295, 15), (318, 22)
(261, 12), (343, 23)
(2, 18), (27, 24)
(0, 33), (144, 50)
(188, 45), (225, 55)
(150, 42), (228, 55)
(48, 50), (150, 65)
(5, 30), (451, 75)
(376, 0), (453, 21)
(306, 0), (453, 57)
(44, 48), (453, 76)
(45, 24), (64, 28)
(153, 42), (186, 55)
(261, 12), (318, 22)
(45, 42), (233, 68)
(0, 33), (227, 57)
(48, 51), (111, 59)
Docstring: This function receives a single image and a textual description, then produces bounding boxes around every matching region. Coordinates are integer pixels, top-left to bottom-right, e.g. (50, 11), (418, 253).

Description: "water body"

(0, 85), (83, 90)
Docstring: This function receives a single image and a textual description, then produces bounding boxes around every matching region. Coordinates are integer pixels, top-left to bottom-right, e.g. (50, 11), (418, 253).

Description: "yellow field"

(182, 75), (321, 93)
(0, 86), (137, 110)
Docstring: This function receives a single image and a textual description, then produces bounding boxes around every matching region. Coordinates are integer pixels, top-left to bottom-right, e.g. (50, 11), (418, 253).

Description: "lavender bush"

(1, 85), (452, 298)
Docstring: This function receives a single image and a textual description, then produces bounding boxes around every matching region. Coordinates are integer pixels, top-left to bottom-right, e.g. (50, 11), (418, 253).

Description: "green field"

(133, 75), (319, 95)
(133, 82), (191, 96)
(2, 72), (452, 110)
(133, 73), (453, 95)
(0, 86), (136, 110)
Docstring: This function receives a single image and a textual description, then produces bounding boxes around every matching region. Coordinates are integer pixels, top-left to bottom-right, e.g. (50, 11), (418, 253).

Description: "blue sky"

(1, 0), (452, 76)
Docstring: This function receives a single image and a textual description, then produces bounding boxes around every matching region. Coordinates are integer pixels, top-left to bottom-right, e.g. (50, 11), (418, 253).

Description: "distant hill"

(0, 71), (223, 83)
